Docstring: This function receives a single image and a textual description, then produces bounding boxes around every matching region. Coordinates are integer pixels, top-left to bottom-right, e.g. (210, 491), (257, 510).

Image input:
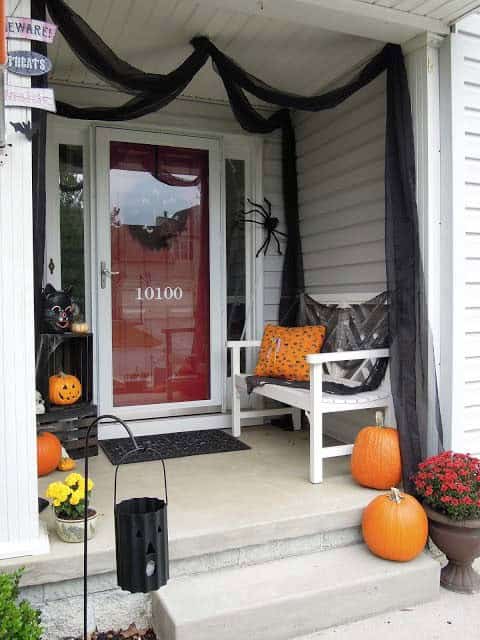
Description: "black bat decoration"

(10, 120), (40, 141)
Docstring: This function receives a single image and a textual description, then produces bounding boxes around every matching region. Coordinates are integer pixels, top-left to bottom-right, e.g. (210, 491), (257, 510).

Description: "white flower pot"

(54, 509), (98, 543)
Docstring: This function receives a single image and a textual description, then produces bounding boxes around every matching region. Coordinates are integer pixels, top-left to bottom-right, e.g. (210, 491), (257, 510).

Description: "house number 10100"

(136, 286), (183, 301)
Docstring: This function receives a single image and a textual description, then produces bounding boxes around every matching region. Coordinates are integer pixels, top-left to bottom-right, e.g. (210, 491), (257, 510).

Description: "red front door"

(108, 141), (211, 407)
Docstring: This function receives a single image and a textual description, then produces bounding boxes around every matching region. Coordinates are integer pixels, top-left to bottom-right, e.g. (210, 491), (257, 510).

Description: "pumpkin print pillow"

(255, 325), (326, 382)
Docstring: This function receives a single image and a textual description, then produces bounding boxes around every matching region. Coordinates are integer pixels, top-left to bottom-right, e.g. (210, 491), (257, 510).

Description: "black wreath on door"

(126, 209), (192, 251)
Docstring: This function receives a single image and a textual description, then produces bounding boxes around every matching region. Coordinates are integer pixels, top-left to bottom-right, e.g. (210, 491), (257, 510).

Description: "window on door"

(108, 141), (211, 407)
(59, 144), (86, 315)
(45, 138), (88, 321)
(226, 159), (246, 339)
(225, 158), (248, 375)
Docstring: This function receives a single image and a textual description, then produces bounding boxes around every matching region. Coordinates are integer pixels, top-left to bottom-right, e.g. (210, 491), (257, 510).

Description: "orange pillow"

(255, 324), (326, 382)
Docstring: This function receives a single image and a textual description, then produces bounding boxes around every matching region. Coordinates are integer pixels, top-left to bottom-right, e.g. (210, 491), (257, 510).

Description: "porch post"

(403, 33), (445, 456)
(436, 31), (465, 453)
(0, 0), (48, 559)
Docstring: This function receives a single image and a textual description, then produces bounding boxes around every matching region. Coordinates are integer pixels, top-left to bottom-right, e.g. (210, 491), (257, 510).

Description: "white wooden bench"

(228, 304), (395, 483)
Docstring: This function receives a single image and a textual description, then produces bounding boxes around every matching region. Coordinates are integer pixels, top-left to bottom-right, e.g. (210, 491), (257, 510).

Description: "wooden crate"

(37, 409), (98, 459)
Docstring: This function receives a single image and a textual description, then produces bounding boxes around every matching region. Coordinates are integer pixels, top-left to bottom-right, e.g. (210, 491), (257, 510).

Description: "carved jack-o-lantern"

(49, 372), (82, 405)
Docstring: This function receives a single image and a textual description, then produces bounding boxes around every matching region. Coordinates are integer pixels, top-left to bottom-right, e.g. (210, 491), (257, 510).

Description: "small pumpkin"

(362, 487), (428, 562)
(351, 411), (402, 490)
(49, 372), (82, 405)
(71, 321), (89, 334)
(57, 456), (76, 471)
(37, 432), (62, 477)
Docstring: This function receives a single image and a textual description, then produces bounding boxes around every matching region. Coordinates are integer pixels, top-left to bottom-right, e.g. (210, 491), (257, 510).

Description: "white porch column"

(403, 33), (445, 455)
(0, 0), (48, 559)
(436, 31), (466, 453)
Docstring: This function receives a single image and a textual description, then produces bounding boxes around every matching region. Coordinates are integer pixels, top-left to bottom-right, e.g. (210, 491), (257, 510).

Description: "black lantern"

(114, 450), (169, 592)
(82, 416), (169, 640)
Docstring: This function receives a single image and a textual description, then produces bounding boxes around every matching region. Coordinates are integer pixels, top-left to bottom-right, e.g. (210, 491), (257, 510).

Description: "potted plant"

(413, 451), (480, 593)
(46, 472), (97, 543)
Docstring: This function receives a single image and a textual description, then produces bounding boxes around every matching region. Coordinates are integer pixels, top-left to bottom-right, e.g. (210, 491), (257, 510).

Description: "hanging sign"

(7, 50), (51, 76)
(6, 16), (57, 43)
(5, 85), (56, 112)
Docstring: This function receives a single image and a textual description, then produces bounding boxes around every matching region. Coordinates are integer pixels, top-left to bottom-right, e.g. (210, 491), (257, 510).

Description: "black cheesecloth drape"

(32, 0), (48, 351)
(35, 0), (431, 489)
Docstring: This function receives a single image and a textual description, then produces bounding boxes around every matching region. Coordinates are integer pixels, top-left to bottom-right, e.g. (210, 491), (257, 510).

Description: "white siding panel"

(459, 14), (480, 454)
(295, 75), (386, 296)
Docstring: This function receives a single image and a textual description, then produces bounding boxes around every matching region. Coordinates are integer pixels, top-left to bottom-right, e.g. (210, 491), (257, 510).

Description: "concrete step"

(168, 476), (382, 578)
(152, 544), (440, 640)
(169, 516), (363, 579)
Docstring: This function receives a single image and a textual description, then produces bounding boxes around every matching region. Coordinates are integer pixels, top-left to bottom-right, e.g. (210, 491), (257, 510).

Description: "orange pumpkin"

(351, 412), (402, 490)
(71, 321), (89, 334)
(37, 432), (62, 477)
(49, 372), (82, 406)
(362, 487), (428, 562)
(57, 456), (76, 471)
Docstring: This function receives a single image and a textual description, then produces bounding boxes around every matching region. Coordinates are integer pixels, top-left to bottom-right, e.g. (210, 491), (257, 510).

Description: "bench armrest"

(306, 348), (390, 365)
(226, 340), (262, 349)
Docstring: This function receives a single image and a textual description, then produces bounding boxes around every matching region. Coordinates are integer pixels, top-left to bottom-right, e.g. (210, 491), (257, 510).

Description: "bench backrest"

(308, 292), (390, 391)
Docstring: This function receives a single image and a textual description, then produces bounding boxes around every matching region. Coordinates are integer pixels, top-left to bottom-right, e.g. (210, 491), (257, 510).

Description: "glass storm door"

(95, 129), (223, 420)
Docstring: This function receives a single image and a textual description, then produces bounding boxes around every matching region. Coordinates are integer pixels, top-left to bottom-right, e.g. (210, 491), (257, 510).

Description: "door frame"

(93, 125), (224, 420)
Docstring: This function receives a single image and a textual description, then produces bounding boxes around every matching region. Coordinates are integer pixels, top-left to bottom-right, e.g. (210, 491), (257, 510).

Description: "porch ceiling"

(356, 0), (480, 24)
(47, 0), (384, 106)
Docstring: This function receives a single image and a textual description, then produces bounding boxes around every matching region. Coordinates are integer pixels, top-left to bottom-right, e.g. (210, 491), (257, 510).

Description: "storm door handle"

(100, 261), (120, 289)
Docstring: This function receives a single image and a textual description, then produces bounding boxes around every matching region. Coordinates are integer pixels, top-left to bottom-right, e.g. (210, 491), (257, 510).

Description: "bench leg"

(292, 408), (302, 431)
(308, 411), (323, 484)
(232, 384), (241, 438)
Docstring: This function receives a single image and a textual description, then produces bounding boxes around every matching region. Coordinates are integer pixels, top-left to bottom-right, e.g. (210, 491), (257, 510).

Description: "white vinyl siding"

(294, 74), (386, 297)
(458, 14), (480, 455)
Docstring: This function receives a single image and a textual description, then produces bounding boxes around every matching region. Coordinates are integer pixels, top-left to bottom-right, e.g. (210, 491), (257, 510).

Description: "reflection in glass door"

(109, 141), (210, 407)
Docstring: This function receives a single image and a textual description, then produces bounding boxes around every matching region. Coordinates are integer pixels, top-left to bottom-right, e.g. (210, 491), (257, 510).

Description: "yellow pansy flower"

(65, 472), (82, 487)
(47, 474), (94, 513)
(69, 490), (81, 506)
(46, 481), (72, 505)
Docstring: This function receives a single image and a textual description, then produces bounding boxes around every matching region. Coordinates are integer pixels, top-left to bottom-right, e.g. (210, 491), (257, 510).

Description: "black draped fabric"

(385, 49), (425, 483)
(32, 0), (48, 349)
(34, 0), (434, 488)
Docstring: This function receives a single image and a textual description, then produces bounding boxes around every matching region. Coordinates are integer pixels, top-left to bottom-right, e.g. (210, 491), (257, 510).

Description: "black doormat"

(99, 429), (250, 465)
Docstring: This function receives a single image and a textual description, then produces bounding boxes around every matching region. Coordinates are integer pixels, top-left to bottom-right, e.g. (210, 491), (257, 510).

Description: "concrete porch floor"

(1, 420), (381, 586)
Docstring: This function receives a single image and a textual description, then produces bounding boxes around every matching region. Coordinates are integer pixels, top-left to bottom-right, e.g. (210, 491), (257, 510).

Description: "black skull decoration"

(42, 284), (74, 333)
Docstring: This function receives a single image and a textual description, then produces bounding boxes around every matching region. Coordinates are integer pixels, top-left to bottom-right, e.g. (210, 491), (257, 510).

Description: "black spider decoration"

(238, 198), (287, 256)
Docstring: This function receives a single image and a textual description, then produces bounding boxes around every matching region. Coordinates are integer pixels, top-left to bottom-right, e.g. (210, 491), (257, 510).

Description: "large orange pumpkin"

(49, 372), (82, 406)
(37, 432), (62, 477)
(362, 487), (428, 562)
(351, 412), (402, 490)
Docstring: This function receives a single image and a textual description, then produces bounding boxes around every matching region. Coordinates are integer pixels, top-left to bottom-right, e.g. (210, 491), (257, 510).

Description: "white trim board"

(96, 413), (263, 440)
(439, 33), (465, 453)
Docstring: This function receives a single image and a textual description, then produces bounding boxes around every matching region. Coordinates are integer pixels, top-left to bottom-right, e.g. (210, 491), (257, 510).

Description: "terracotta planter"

(424, 504), (480, 594)
(54, 509), (98, 543)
